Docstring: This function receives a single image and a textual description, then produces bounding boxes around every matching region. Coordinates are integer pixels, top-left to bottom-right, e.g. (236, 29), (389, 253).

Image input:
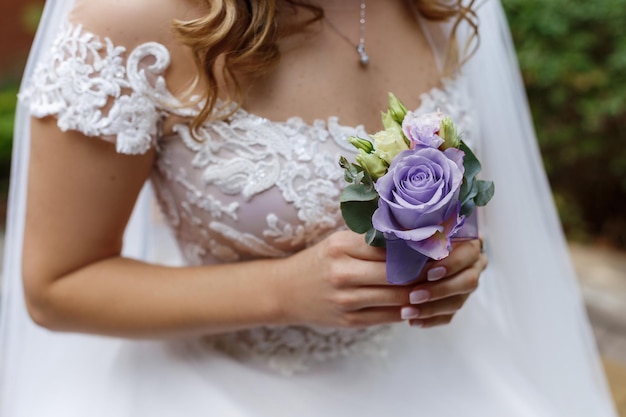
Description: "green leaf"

(474, 180), (495, 206)
(458, 177), (471, 205)
(339, 156), (350, 170)
(459, 177), (479, 207)
(460, 199), (476, 218)
(339, 157), (359, 183)
(340, 200), (379, 234)
(459, 141), (482, 182)
(361, 169), (375, 188)
(340, 183), (378, 202)
(339, 156), (376, 187)
(365, 227), (386, 247)
(348, 136), (375, 153)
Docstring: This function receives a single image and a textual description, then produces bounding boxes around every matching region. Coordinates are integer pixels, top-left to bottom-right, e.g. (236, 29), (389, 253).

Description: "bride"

(0, 0), (617, 415)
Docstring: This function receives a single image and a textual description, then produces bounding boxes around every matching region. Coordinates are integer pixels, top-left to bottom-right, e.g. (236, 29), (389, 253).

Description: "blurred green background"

(504, 0), (626, 248)
(0, 0), (625, 249)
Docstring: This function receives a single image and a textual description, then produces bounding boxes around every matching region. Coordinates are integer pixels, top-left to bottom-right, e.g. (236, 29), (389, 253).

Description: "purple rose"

(402, 111), (445, 149)
(372, 146), (465, 260)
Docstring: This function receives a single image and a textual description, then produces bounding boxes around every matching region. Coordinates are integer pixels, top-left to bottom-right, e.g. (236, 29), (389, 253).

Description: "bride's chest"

(149, 78), (473, 266)
(151, 112), (366, 265)
(240, 10), (441, 133)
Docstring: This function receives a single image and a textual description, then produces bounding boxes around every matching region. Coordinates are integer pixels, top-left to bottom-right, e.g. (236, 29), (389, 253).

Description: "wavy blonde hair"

(172, 0), (478, 133)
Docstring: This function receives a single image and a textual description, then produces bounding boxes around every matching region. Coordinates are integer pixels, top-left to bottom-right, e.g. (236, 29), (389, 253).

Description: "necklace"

(324, 1), (370, 67)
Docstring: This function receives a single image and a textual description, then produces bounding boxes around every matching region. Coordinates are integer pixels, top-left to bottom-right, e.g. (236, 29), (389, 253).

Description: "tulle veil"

(0, 0), (617, 415)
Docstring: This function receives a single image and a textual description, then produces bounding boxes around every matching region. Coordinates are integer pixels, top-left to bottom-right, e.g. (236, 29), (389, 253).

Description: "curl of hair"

(415, 0), (480, 74)
(172, 0), (478, 133)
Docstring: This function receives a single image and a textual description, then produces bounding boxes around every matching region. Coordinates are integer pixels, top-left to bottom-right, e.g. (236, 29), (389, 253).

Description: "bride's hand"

(275, 231), (486, 329)
(276, 230), (409, 328)
(402, 239), (488, 328)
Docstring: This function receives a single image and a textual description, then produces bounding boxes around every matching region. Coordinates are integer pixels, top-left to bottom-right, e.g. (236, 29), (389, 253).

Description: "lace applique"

(263, 214), (308, 247)
(163, 116), (352, 256)
(208, 221), (289, 258)
(204, 325), (392, 375)
(21, 23), (176, 154)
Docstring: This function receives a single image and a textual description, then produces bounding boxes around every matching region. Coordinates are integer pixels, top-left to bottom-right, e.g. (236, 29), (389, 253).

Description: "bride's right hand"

(274, 230), (411, 328)
(273, 230), (486, 330)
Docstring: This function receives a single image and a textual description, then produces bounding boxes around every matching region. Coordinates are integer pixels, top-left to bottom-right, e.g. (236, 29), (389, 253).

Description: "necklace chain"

(324, 0), (370, 67)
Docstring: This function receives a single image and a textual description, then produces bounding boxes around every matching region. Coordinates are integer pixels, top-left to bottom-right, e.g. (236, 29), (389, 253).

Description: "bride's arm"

(22, 117), (485, 338)
(22, 117), (374, 337)
(20, 0), (486, 339)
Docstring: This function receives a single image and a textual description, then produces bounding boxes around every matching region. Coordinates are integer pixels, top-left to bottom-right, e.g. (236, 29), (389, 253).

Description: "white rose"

(372, 128), (409, 164)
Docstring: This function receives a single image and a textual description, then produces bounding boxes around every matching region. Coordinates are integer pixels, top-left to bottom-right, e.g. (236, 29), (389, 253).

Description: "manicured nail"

(410, 320), (424, 328)
(427, 266), (447, 281)
(409, 290), (430, 304)
(401, 306), (420, 320)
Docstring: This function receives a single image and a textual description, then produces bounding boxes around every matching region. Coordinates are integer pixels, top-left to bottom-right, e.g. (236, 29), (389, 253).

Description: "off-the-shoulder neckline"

(56, 21), (461, 136)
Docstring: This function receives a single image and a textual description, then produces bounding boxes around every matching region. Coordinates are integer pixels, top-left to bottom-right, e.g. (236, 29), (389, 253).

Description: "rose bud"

(387, 93), (408, 124)
(348, 136), (375, 154)
(381, 110), (403, 132)
(355, 149), (388, 181)
(439, 116), (460, 149)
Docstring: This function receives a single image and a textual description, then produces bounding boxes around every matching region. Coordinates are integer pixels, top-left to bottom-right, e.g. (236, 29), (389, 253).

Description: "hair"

(172, 0), (479, 134)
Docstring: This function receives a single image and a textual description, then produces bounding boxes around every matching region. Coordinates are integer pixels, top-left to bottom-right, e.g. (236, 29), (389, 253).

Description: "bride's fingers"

(327, 231), (387, 262)
(409, 314), (455, 328)
(408, 256), (486, 304)
(419, 239), (483, 282)
(341, 287), (413, 310)
(342, 307), (404, 328)
(399, 295), (469, 320)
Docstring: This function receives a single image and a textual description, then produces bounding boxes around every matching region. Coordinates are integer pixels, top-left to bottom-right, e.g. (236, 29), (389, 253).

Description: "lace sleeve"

(21, 23), (174, 155)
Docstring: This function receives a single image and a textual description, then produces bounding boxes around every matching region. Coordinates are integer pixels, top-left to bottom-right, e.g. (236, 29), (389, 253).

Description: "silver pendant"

(357, 44), (370, 67)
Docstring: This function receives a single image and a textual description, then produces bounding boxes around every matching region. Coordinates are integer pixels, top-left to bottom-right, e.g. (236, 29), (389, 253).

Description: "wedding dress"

(0, 0), (618, 416)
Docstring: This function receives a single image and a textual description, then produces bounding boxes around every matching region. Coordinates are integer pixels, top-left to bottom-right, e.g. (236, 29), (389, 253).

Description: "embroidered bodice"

(22, 23), (475, 373)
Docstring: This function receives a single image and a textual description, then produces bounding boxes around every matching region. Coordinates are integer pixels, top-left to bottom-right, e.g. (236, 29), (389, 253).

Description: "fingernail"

(401, 306), (420, 320)
(410, 320), (424, 328)
(409, 290), (430, 304)
(427, 266), (447, 281)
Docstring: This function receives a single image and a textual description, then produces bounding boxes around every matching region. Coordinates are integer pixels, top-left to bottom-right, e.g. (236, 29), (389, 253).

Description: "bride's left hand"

(402, 239), (487, 328)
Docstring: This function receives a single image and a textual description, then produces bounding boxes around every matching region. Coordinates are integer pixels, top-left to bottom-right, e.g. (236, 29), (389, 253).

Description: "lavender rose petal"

(372, 145), (465, 275)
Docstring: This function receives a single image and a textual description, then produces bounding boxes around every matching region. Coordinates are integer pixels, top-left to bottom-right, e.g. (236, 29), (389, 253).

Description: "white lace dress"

(24, 22), (479, 374)
(8, 19), (616, 417)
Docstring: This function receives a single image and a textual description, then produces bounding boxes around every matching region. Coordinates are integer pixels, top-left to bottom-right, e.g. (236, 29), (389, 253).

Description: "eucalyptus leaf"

(361, 169), (375, 188)
(340, 200), (378, 233)
(459, 178), (479, 207)
(339, 157), (366, 184)
(340, 183), (378, 202)
(460, 141), (481, 182)
(339, 157), (357, 183)
(474, 180), (495, 206)
(459, 178), (470, 201)
(458, 177), (473, 205)
(365, 227), (386, 247)
(460, 199), (476, 217)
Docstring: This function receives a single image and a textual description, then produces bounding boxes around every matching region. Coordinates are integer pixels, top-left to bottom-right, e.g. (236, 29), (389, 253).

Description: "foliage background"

(503, 0), (626, 247)
(0, 0), (625, 248)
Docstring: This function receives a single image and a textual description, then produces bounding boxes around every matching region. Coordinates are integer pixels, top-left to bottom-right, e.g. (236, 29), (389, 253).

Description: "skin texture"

(22, 0), (487, 338)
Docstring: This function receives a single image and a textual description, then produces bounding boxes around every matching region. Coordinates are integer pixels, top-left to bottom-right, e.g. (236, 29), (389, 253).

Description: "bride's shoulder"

(22, 0), (206, 154)
(67, 0), (203, 48)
